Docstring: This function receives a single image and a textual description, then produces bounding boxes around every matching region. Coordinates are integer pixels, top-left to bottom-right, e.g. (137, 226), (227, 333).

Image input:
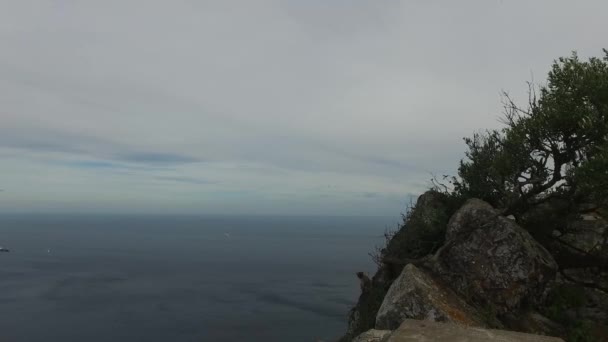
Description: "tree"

(453, 50), (608, 218)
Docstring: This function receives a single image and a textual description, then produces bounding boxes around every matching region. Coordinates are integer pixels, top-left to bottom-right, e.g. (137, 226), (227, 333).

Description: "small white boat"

(0, 246), (9, 252)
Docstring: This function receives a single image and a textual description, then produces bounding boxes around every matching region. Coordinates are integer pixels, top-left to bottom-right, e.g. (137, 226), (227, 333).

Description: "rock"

(386, 319), (564, 342)
(519, 197), (573, 239)
(344, 308), (363, 341)
(539, 205), (607, 294)
(385, 191), (453, 266)
(341, 191), (455, 341)
(352, 329), (392, 342)
(341, 266), (394, 342)
(415, 191), (450, 226)
(545, 278), (608, 337)
(561, 268), (608, 293)
(357, 272), (372, 292)
(578, 202), (599, 213)
(375, 264), (485, 330)
(444, 199), (497, 241)
(577, 287), (608, 323)
(501, 311), (565, 337)
(433, 199), (558, 313)
(561, 212), (607, 258)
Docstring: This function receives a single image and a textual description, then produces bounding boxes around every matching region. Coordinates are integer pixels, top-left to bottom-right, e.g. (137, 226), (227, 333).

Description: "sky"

(0, 1), (606, 215)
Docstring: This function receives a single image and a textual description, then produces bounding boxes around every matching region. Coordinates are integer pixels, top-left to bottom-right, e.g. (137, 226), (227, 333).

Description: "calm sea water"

(0, 215), (393, 342)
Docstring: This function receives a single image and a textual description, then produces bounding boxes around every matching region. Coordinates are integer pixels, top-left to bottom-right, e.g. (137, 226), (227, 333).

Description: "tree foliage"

(453, 50), (608, 217)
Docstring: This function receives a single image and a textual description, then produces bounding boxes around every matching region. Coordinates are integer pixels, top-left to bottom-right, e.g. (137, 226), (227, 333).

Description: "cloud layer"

(1, 1), (606, 214)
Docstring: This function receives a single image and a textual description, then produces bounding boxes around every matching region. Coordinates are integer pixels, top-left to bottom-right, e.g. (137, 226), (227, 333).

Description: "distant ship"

(0, 247), (9, 252)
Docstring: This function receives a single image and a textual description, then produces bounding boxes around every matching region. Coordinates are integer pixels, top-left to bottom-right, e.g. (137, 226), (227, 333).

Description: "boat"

(0, 247), (9, 252)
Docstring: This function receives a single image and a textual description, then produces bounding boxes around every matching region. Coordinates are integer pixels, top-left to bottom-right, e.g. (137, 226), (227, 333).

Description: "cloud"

(0, 1), (606, 214)
(62, 160), (124, 169)
(117, 152), (200, 165)
(154, 176), (214, 185)
(361, 192), (379, 199)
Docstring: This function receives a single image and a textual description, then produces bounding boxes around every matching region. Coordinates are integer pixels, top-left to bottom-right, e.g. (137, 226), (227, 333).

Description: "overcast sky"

(0, 1), (606, 215)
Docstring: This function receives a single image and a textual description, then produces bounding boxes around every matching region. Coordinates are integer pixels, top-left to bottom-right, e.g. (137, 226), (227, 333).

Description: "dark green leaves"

(454, 50), (608, 214)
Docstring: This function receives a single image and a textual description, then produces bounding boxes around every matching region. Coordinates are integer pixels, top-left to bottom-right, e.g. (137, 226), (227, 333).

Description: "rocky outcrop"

(414, 191), (452, 227)
(375, 264), (485, 330)
(444, 199), (497, 241)
(339, 196), (608, 341)
(432, 199), (558, 313)
(553, 209), (608, 289)
(351, 329), (392, 342)
(342, 267), (394, 342)
(576, 286), (608, 323)
(340, 191), (455, 342)
(384, 191), (454, 265)
(563, 211), (608, 257)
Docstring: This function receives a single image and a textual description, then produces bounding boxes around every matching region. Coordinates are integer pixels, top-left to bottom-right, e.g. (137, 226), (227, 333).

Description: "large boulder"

(415, 191), (451, 225)
(433, 199), (558, 313)
(375, 264), (485, 330)
(444, 199), (497, 241)
(351, 329), (392, 342)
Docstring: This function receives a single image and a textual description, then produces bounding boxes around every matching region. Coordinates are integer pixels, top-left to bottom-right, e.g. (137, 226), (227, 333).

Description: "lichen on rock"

(375, 264), (485, 330)
(433, 199), (558, 313)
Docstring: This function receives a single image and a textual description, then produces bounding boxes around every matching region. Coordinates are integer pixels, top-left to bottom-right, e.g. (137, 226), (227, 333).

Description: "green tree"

(454, 50), (608, 217)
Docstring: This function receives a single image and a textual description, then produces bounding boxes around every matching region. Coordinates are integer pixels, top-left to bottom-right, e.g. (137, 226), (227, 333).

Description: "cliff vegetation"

(342, 50), (608, 342)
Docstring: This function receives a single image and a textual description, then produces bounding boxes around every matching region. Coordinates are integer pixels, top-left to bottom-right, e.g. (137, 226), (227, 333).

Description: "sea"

(0, 214), (395, 342)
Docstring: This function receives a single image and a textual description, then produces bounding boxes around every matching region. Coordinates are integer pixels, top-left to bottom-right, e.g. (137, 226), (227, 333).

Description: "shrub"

(453, 50), (608, 218)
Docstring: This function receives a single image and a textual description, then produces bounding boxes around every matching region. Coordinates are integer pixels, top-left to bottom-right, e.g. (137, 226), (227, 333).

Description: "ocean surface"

(0, 214), (394, 342)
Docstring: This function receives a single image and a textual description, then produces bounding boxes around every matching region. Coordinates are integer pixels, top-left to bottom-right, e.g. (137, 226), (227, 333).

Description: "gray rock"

(548, 277), (608, 327)
(561, 268), (608, 294)
(444, 198), (497, 241)
(341, 266), (394, 342)
(562, 213), (607, 257)
(577, 287), (608, 323)
(385, 190), (452, 261)
(415, 191), (449, 226)
(433, 199), (557, 313)
(345, 308), (362, 340)
(501, 311), (565, 337)
(541, 206), (607, 292)
(340, 191), (453, 341)
(352, 329), (392, 342)
(386, 319), (564, 342)
(375, 264), (485, 330)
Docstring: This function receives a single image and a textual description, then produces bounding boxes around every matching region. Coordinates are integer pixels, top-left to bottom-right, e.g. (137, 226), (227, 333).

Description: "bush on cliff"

(342, 50), (608, 342)
(451, 50), (608, 339)
(453, 50), (608, 218)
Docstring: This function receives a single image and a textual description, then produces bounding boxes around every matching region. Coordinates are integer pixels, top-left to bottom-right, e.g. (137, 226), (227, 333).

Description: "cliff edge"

(340, 191), (608, 342)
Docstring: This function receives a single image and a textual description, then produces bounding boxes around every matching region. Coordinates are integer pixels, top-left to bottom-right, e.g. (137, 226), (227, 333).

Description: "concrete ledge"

(387, 320), (564, 342)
